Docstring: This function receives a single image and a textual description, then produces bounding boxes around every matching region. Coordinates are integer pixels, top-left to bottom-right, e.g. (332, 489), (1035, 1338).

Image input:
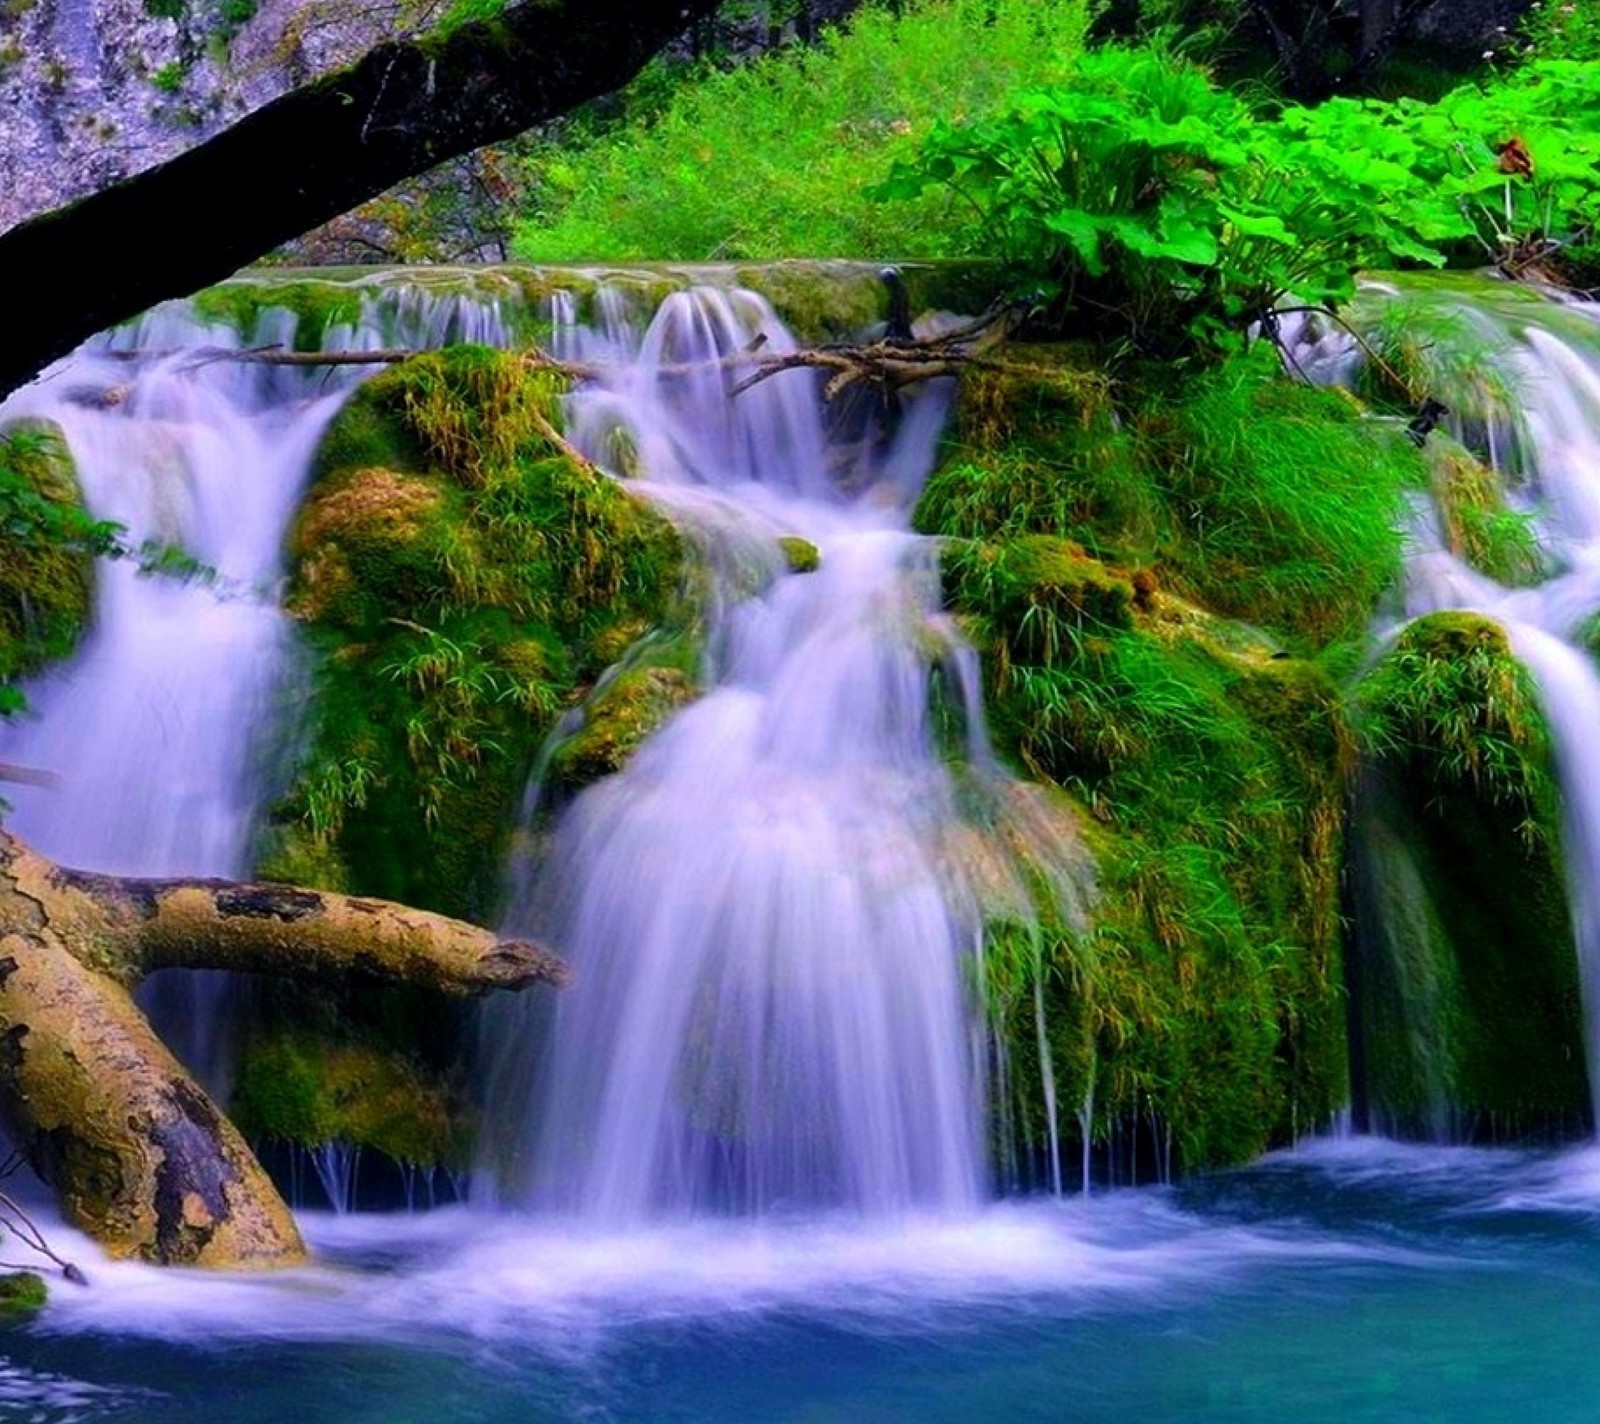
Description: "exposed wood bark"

(0, 0), (722, 400)
(0, 828), (563, 1268)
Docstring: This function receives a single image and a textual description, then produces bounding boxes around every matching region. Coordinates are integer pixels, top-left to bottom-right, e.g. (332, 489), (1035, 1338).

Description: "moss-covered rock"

(924, 343), (1385, 1177)
(1137, 351), (1422, 651)
(915, 345), (1158, 563)
(1424, 436), (1546, 587)
(0, 421), (96, 708)
(1349, 612), (1585, 1136)
(549, 664), (698, 791)
(231, 1028), (465, 1169)
(946, 535), (1135, 672)
(273, 344), (689, 923)
(777, 535), (821, 574)
(286, 467), (459, 627)
(0, 1272), (46, 1324)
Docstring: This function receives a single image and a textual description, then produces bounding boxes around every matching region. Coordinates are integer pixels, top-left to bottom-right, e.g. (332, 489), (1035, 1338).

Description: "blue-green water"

(8, 1138), (1600, 1421)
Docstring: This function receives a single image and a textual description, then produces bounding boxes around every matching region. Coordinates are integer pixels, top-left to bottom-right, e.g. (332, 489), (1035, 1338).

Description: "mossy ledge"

(922, 341), (1436, 1178)
(1348, 612), (1586, 1139)
(251, 343), (692, 1175)
(187, 261), (1007, 353)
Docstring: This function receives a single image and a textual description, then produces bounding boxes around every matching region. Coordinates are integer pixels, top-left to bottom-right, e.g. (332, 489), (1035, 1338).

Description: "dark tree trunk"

(0, 0), (721, 399)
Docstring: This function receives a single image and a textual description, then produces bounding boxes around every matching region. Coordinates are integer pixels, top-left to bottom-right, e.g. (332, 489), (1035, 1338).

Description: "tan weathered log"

(52, 869), (567, 995)
(0, 918), (306, 1269)
(0, 829), (564, 1268)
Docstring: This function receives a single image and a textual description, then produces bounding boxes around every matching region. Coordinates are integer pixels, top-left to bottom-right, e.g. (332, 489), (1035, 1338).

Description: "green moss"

(231, 1019), (466, 1167)
(275, 345), (690, 922)
(1138, 351), (1421, 651)
(731, 262), (885, 343)
(916, 346), (1159, 562)
(1424, 437), (1546, 587)
(777, 535), (821, 574)
(961, 576), (1348, 1171)
(1355, 613), (1558, 825)
(0, 1272), (46, 1323)
(1348, 612), (1584, 1134)
(190, 279), (366, 351)
(947, 535), (1134, 672)
(0, 421), (97, 710)
(549, 664), (698, 791)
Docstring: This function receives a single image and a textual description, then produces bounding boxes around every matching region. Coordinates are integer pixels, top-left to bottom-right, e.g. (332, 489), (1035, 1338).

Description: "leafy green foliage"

(1519, 0), (1600, 63)
(876, 48), (1600, 357)
(513, 0), (1091, 262)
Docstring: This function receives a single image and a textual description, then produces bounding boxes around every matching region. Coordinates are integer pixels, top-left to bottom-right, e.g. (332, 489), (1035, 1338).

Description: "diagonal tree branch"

(0, 0), (721, 399)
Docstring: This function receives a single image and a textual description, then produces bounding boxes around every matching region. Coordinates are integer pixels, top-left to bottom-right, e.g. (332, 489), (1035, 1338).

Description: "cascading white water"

(0, 281), (515, 1086)
(494, 287), (1084, 1220)
(1316, 280), (1600, 1122)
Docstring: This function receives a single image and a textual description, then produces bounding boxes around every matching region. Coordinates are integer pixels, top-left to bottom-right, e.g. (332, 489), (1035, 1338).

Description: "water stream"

(487, 286), (1090, 1218)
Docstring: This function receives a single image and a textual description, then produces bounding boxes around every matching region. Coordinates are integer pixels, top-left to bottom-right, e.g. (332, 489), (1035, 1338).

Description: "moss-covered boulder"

(0, 1272), (46, 1324)
(231, 1027), (465, 1171)
(921, 343), (1370, 1179)
(548, 664), (698, 791)
(777, 535), (821, 574)
(1349, 612), (1585, 1137)
(0, 421), (97, 709)
(273, 345), (687, 921)
(252, 345), (693, 1180)
(1423, 436), (1546, 587)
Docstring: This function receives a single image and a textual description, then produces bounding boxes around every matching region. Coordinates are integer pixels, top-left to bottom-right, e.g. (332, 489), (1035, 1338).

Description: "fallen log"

(0, 828), (562, 1269)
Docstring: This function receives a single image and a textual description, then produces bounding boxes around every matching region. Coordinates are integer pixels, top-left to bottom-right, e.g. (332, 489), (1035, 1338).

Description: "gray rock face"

(1411, 0), (1533, 52)
(0, 0), (400, 234)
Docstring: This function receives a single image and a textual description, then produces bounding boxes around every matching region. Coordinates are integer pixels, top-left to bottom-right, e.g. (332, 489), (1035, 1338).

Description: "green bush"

(877, 48), (1600, 356)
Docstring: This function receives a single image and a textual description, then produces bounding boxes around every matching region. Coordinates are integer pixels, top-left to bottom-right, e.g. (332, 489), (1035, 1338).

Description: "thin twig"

(0, 763), (59, 789)
(0, 1191), (87, 1284)
(1269, 303), (1421, 401)
(527, 407), (602, 476)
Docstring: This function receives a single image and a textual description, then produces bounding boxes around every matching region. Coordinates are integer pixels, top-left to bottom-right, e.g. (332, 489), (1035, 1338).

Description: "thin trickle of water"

(490, 287), (1089, 1220)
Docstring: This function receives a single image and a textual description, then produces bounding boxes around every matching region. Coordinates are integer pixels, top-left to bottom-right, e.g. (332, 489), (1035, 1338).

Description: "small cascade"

(0, 282), (516, 1087)
(1312, 279), (1600, 1136)
(490, 287), (1088, 1221)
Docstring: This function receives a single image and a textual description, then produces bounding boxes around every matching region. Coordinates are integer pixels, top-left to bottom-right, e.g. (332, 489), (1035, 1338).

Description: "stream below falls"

(4, 1139), (1600, 1421)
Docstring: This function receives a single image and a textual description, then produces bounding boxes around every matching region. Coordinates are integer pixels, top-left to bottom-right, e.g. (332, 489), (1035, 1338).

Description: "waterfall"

(0, 281), (514, 1087)
(1313, 280), (1600, 1135)
(491, 287), (1087, 1220)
